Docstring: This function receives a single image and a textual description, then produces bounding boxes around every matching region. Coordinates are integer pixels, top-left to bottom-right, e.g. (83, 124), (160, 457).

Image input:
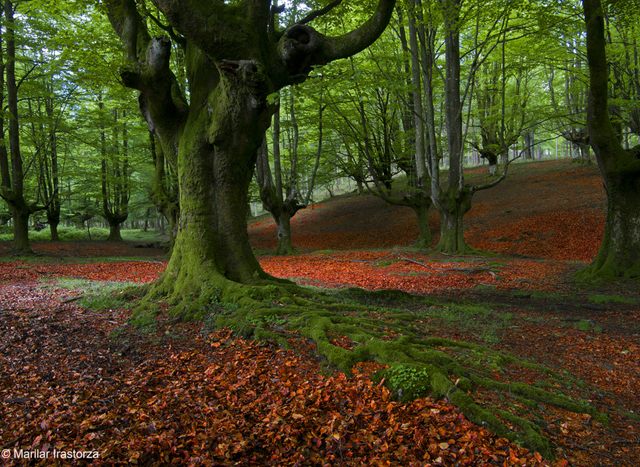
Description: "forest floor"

(1, 159), (639, 466)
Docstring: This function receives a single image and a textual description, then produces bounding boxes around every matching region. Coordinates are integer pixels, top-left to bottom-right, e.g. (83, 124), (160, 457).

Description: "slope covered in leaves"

(248, 160), (606, 261)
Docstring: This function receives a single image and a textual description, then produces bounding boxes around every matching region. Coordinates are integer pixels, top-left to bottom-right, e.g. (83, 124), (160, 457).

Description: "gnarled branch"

(299, 0), (342, 25)
(320, 0), (396, 62)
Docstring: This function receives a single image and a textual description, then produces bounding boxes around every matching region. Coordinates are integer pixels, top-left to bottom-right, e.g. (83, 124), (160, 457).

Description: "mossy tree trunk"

(581, 0), (640, 281)
(408, 193), (432, 247)
(103, 0), (396, 302)
(9, 206), (30, 251)
(433, 186), (473, 254)
(149, 131), (178, 251)
(0, 1), (44, 253)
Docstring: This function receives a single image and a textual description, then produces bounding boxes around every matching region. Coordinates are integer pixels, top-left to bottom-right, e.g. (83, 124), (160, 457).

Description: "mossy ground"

(123, 281), (614, 461)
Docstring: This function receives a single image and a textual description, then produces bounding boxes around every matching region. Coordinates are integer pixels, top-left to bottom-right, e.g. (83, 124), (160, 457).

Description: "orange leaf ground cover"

(258, 251), (572, 295)
(1, 281), (549, 466)
(248, 160), (606, 262)
(1, 159), (639, 466)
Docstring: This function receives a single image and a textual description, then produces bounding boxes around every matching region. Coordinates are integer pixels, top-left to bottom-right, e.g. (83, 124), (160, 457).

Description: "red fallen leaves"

(0, 260), (166, 284)
(0, 295), (552, 467)
(249, 160), (607, 262)
(259, 251), (573, 294)
(466, 209), (604, 261)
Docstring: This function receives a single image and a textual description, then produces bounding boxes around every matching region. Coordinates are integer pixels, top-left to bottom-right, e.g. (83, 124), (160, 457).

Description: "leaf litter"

(1, 160), (639, 466)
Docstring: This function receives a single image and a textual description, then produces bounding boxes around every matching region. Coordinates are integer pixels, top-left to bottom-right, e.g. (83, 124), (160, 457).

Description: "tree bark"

(274, 211), (295, 255)
(103, 0), (396, 307)
(430, 0), (477, 254)
(433, 185), (473, 254)
(47, 210), (61, 242)
(1, 1), (33, 253)
(580, 0), (640, 281)
(149, 131), (178, 251)
(256, 134), (301, 255)
(409, 194), (432, 247)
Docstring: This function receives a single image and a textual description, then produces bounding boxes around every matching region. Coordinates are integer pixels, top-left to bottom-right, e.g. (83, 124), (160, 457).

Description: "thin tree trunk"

(432, 0), (476, 254)
(2, 0), (32, 253)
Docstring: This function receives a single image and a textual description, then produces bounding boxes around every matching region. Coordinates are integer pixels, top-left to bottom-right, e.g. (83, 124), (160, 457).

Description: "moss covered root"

(130, 285), (609, 461)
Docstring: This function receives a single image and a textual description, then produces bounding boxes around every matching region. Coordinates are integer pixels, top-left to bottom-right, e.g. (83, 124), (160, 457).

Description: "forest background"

(2, 0), (638, 251)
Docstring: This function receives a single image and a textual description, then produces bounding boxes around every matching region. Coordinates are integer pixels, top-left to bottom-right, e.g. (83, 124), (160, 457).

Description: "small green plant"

(575, 319), (602, 333)
(386, 365), (431, 401)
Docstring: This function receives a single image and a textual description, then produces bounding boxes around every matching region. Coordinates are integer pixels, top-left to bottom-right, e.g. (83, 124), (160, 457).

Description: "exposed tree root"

(125, 284), (612, 461)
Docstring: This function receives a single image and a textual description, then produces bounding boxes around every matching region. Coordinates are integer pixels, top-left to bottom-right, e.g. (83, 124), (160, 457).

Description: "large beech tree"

(101, 0), (395, 301)
(581, 0), (640, 280)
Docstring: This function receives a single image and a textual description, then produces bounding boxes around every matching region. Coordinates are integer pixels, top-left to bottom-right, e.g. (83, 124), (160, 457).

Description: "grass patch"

(0, 226), (167, 243)
(530, 290), (572, 301)
(588, 294), (638, 305)
(575, 319), (603, 334)
(421, 304), (514, 344)
(48, 278), (138, 312)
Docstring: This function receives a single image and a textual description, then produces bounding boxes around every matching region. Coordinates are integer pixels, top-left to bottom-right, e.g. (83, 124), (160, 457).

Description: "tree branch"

(321, 0), (396, 62)
(299, 0), (342, 25)
(141, 3), (186, 48)
(103, 0), (187, 166)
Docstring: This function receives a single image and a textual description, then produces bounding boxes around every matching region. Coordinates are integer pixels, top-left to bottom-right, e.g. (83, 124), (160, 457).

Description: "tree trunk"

(1, 0), (32, 253)
(584, 184), (640, 279)
(580, 0), (640, 281)
(256, 133), (301, 255)
(152, 100), (275, 301)
(103, 0), (396, 308)
(433, 186), (475, 254)
(274, 211), (295, 255)
(523, 131), (534, 160)
(149, 131), (178, 251)
(47, 211), (61, 241)
(408, 194), (432, 247)
(431, 0), (476, 255)
(106, 221), (123, 241)
(10, 206), (30, 252)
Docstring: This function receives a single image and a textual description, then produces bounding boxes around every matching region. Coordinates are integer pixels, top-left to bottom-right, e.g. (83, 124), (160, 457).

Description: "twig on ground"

(61, 295), (84, 304)
(568, 443), (615, 461)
